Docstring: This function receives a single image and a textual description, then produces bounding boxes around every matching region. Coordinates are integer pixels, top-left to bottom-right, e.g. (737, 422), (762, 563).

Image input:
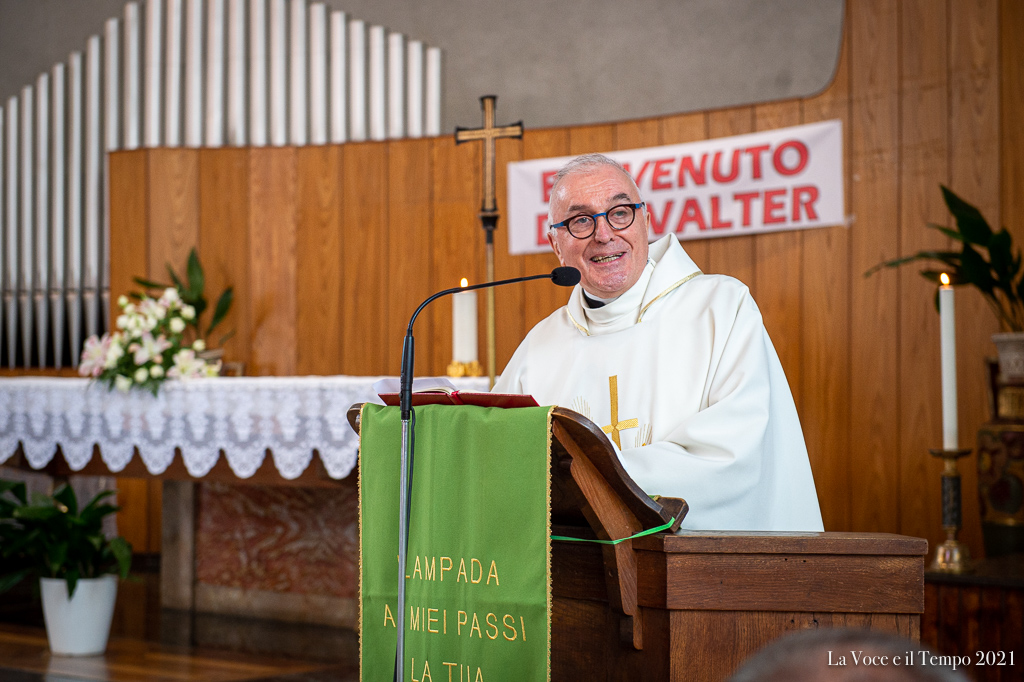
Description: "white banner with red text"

(506, 119), (845, 255)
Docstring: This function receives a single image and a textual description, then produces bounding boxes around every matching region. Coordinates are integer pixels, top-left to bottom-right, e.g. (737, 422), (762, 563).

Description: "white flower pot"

(993, 332), (1024, 381)
(39, 574), (119, 656)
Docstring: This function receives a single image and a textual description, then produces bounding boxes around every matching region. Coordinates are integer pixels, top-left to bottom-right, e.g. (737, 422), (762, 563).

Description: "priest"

(494, 153), (823, 531)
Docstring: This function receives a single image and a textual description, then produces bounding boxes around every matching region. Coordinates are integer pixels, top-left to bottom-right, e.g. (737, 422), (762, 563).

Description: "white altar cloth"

(0, 376), (489, 480)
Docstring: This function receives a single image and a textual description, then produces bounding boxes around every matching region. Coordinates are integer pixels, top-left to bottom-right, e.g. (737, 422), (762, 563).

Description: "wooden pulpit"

(349, 405), (928, 682)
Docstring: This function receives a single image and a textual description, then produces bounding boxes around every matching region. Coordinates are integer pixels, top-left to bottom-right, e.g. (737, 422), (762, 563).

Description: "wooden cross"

(601, 375), (639, 449)
(455, 95), (523, 217)
(454, 95), (524, 388)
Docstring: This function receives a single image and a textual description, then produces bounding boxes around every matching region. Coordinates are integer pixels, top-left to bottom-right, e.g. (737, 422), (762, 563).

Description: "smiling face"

(547, 164), (650, 299)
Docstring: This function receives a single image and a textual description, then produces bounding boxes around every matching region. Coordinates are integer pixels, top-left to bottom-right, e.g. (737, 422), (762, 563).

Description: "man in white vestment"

(494, 154), (823, 531)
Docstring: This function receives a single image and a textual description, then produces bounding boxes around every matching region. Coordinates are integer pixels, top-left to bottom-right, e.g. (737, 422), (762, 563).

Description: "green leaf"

(206, 287), (233, 337)
(960, 244), (996, 294)
(166, 265), (187, 297)
(920, 270), (949, 283)
(53, 484), (78, 516)
(48, 541), (68, 572)
(941, 185), (993, 245)
(863, 250), (962, 278)
(80, 490), (116, 516)
(186, 248), (205, 300)
(0, 569), (32, 595)
(1016, 277), (1024, 306)
(14, 505), (61, 521)
(3, 527), (43, 557)
(80, 504), (120, 529)
(217, 329), (236, 347)
(0, 498), (16, 517)
(65, 569), (80, 599)
(988, 229), (1016, 282)
(0, 480), (27, 505)
(109, 537), (133, 579)
(925, 223), (965, 242)
(133, 276), (168, 290)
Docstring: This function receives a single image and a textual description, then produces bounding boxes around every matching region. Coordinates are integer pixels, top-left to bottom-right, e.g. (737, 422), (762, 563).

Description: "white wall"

(0, 0), (844, 132)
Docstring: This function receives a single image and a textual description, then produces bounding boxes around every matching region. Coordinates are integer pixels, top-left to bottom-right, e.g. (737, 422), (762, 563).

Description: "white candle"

(939, 273), (957, 450)
(452, 278), (478, 364)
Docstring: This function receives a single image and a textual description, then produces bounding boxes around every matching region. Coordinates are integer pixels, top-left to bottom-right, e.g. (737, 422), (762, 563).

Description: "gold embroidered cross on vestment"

(601, 375), (638, 449)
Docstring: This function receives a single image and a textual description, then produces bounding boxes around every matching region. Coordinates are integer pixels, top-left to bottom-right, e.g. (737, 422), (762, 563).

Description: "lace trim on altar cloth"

(0, 376), (489, 480)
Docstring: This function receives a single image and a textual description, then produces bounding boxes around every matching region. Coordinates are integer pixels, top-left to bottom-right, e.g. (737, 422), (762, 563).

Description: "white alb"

(495, 234), (824, 531)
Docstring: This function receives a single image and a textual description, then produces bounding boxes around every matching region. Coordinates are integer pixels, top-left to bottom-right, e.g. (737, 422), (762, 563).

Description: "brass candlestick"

(446, 360), (483, 378)
(928, 448), (973, 574)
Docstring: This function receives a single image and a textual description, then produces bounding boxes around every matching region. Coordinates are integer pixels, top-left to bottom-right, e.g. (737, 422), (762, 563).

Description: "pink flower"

(133, 332), (172, 365)
(78, 335), (110, 377)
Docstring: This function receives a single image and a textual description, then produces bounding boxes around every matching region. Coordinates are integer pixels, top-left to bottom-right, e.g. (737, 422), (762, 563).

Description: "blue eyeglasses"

(550, 202), (645, 239)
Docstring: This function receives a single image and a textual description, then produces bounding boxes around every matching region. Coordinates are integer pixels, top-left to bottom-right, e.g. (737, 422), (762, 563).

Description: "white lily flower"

(78, 335), (109, 378)
(133, 332), (173, 365)
(169, 317), (186, 334)
(192, 339), (206, 352)
(134, 367), (149, 383)
(105, 340), (125, 369)
(168, 348), (206, 379)
(115, 375), (132, 393)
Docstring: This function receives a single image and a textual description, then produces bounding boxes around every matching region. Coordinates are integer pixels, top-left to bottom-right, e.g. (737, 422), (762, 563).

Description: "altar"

(0, 375), (488, 627)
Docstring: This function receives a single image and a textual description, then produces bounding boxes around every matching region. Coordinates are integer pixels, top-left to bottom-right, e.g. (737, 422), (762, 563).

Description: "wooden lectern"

(350, 405), (928, 682)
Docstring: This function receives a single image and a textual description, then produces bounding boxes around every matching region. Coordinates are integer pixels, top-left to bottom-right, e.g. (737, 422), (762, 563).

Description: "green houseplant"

(0, 479), (132, 655)
(868, 185), (1024, 557)
(866, 185), (1024, 333)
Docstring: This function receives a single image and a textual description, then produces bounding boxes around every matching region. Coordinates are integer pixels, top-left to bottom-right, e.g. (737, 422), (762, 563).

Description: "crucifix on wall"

(455, 95), (524, 387)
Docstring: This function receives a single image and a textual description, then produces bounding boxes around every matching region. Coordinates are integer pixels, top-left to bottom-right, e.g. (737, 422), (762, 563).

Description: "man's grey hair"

(547, 153), (644, 228)
(728, 628), (969, 682)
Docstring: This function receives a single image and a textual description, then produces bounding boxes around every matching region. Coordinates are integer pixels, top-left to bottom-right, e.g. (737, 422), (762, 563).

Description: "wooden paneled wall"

(101, 0), (1023, 557)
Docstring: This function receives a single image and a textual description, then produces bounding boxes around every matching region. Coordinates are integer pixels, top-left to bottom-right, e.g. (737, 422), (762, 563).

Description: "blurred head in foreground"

(728, 628), (969, 682)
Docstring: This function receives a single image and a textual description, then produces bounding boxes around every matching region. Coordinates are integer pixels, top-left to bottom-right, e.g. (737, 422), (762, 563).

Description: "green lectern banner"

(359, 403), (553, 682)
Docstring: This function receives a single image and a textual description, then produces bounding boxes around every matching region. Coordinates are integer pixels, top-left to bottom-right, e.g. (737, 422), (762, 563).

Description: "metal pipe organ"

(0, 0), (443, 368)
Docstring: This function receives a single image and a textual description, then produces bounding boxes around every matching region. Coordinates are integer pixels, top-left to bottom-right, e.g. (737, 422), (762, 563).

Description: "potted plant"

(868, 185), (1024, 557)
(866, 185), (1024, 378)
(0, 479), (132, 656)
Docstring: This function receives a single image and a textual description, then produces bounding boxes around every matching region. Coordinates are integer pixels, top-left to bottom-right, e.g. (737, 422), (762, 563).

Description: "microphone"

(391, 265), (578, 682)
(399, 266), (579, 417)
(551, 266), (582, 287)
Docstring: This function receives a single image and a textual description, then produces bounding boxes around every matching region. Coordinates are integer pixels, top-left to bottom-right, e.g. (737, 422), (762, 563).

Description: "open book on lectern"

(372, 376), (540, 409)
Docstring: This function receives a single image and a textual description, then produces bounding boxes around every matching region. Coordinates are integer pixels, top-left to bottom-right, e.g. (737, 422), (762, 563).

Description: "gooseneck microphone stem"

(400, 271), (563, 417)
(393, 266), (579, 682)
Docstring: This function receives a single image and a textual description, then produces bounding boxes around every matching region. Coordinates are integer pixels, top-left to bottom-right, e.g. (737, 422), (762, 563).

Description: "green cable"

(550, 517), (676, 545)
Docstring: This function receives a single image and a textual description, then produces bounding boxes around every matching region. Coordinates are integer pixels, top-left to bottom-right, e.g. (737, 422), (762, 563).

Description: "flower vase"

(992, 332), (1024, 382)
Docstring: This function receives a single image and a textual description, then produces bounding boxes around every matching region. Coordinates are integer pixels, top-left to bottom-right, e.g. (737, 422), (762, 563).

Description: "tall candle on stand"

(939, 273), (958, 449)
(452, 278), (478, 364)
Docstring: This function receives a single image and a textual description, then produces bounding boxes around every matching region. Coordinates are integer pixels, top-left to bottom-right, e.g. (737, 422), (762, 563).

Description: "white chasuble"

(494, 235), (823, 532)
